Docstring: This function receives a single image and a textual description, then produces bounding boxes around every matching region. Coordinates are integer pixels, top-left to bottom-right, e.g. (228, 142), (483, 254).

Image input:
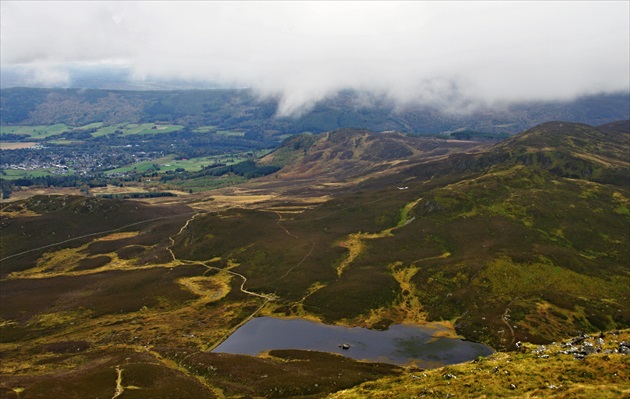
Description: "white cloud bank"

(1, 1), (629, 115)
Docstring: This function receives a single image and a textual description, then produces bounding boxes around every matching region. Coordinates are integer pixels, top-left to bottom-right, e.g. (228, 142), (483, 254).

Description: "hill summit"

(259, 128), (485, 182)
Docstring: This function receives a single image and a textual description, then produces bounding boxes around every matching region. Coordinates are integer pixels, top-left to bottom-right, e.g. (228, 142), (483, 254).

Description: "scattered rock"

(533, 345), (546, 354)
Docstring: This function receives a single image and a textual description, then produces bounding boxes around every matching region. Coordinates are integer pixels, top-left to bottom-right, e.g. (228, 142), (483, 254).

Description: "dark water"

(213, 317), (493, 367)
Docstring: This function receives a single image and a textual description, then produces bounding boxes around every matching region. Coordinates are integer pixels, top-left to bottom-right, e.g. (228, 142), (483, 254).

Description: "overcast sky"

(1, 1), (629, 115)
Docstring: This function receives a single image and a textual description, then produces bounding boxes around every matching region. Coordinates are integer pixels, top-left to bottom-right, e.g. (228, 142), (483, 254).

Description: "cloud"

(25, 64), (71, 87)
(2, 1), (629, 115)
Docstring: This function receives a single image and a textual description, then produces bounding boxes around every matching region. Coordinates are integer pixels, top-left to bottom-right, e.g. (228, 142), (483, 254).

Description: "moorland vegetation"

(0, 120), (628, 398)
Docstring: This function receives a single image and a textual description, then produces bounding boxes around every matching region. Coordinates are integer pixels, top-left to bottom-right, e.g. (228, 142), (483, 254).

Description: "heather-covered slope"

(1, 121), (628, 398)
(172, 122), (630, 350)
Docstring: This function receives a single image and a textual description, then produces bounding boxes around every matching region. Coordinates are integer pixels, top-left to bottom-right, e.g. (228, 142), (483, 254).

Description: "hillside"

(2, 87), (628, 135)
(228, 122), (629, 350)
(481, 121), (630, 184)
(0, 121), (628, 397)
(332, 330), (630, 398)
(258, 129), (485, 182)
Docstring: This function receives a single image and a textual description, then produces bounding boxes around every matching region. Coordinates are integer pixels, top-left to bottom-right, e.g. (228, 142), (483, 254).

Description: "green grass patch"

(161, 156), (228, 172)
(170, 175), (248, 192)
(45, 139), (84, 145)
(0, 123), (109, 140)
(192, 126), (216, 133)
(216, 130), (245, 137)
(106, 158), (168, 174)
(614, 205), (629, 216)
(106, 153), (252, 175)
(0, 168), (56, 180)
(0, 124), (71, 139)
(91, 123), (183, 137)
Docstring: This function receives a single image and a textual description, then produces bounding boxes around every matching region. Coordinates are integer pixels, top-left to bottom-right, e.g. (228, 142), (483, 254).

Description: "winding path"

(167, 212), (202, 261)
(164, 212), (277, 301)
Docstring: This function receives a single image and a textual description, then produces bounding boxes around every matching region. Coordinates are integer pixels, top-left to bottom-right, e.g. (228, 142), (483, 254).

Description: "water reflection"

(213, 317), (493, 367)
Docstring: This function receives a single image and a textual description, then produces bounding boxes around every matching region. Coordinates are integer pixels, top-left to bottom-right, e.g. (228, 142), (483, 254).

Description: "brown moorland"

(0, 121), (628, 398)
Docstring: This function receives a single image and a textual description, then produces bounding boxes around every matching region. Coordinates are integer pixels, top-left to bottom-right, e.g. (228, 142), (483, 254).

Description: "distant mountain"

(1, 87), (628, 136)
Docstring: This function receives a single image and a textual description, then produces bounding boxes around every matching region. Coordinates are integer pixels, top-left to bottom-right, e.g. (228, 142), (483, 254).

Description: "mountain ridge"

(2, 87), (628, 135)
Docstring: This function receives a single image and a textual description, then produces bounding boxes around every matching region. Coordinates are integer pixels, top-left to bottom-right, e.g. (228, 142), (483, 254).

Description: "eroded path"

(167, 212), (202, 261)
(111, 366), (123, 399)
(0, 214), (192, 264)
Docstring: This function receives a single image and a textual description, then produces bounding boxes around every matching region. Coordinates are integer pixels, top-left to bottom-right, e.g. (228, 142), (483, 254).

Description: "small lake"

(213, 317), (493, 367)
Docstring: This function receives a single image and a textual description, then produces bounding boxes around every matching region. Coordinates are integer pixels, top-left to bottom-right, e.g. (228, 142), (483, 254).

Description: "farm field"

(90, 123), (183, 137)
(0, 123), (245, 141)
(0, 124), (80, 139)
(105, 152), (258, 175)
(0, 142), (39, 150)
(0, 122), (184, 140)
(0, 168), (55, 179)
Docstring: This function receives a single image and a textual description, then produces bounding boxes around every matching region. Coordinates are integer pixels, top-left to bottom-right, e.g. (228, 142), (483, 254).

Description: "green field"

(169, 174), (248, 192)
(216, 130), (245, 137)
(0, 168), (56, 179)
(90, 123), (183, 137)
(1, 123), (184, 140)
(45, 139), (84, 145)
(105, 153), (253, 175)
(192, 126), (216, 133)
(0, 124), (75, 139)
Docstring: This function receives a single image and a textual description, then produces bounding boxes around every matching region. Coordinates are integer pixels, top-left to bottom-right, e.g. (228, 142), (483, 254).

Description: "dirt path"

(274, 211), (299, 239)
(201, 260), (277, 301)
(167, 212), (201, 261)
(152, 208), (279, 334)
(0, 213), (192, 264)
(271, 211), (317, 280)
(501, 301), (516, 346)
(150, 207), (281, 304)
(111, 366), (124, 399)
(278, 241), (315, 280)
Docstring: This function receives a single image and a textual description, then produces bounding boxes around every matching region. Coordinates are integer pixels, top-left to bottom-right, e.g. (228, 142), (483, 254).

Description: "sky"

(1, 1), (629, 116)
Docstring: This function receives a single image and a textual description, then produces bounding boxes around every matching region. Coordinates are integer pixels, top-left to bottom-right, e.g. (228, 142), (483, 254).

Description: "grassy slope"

(331, 330), (630, 399)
